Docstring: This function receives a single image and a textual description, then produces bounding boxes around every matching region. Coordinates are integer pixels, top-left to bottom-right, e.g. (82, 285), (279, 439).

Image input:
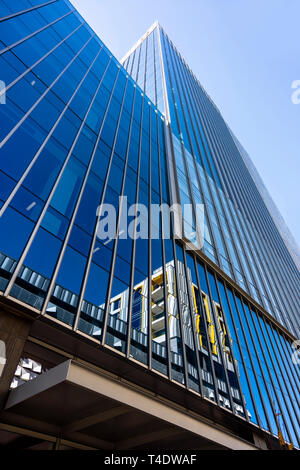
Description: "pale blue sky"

(72, 0), (300, 246)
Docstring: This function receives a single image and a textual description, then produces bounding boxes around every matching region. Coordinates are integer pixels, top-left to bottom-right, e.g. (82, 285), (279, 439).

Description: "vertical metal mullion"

(100, 86), (137, 345)
(72, 66), (123, 330)
(249, 307), (299, 445)
(125, 94), (145, 358)
(143, 36), (148, 94)
(0, 31), (96, 149)
(171, 240), (189, 389)
(232, 289), (272, 432)
(259, 320), (300, 422)
(160, 238), (172, 380)
(162, 37), (181, 141)
(182, 247), (204, 396)
(156, 26), (171, 124)
(193, 258), (220, 405)
(142, 35), (152, 369)
(148, 104), (152, 370)
(203, 264), (235, 412)
(222, 281), (261, 426)
(233, 205), (277, 312)
(199, 90), (297, 327)
(214, 273), (249, 421)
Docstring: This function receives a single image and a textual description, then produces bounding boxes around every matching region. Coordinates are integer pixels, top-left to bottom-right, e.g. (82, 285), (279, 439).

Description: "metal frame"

(125, 93), (145, 359)
(170, 239), (189, 388)
(203, 264), (235, 411)
(267, 324), (300, 399)
(0, 0), (59, 23)
(0, 10), (74, 57)
(0, 4), (299, 447)
(73, 67), (128, 333)
(275, 330), (300, 384)
(40, 50), (111, 317)
(231, 290), (273, 433)
(3, 33), (99, 295)
(100, 84), (137, 347)
(239, 299), (289, 440)
(222, 283), (262, 428)
(248, 305), (300, 444)
(182, 248), (204, 396)
(193, 258), (221, 407)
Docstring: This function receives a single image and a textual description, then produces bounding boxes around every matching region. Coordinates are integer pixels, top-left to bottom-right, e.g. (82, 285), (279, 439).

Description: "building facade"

(121, 22), (300, 337)
(0, 0), (299, 450)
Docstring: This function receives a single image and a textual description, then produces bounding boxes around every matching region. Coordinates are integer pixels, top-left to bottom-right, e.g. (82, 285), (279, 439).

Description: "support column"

(0, 307), (32, 408)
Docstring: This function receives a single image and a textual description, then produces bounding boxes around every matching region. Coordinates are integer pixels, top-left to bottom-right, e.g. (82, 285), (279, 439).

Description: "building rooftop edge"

(120, 21), (159, 64)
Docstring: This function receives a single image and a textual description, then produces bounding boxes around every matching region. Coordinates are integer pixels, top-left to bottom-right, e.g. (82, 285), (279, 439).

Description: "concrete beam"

(68, 361), (258, 450)
(63, 406), (129, 433)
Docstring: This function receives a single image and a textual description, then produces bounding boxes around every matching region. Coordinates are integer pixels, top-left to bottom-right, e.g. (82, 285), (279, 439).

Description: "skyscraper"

(0, 0), (298, 451)
(121, 22), (300, 337)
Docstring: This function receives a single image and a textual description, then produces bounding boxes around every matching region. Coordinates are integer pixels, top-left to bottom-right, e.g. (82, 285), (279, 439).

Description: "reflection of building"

(122, 23), (300, 338)
(108, 260), (251, 417)
(0, 0), (298, 451)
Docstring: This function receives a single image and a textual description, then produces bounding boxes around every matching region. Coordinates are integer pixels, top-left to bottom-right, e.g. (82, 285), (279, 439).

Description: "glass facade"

(0, 1), (299, 448)
(122, 24), (300, 338)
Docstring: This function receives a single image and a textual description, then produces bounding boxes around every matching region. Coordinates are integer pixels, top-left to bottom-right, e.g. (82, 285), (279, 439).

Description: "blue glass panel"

(56, 245), (86, 295)
(23, 227), (62, 278)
